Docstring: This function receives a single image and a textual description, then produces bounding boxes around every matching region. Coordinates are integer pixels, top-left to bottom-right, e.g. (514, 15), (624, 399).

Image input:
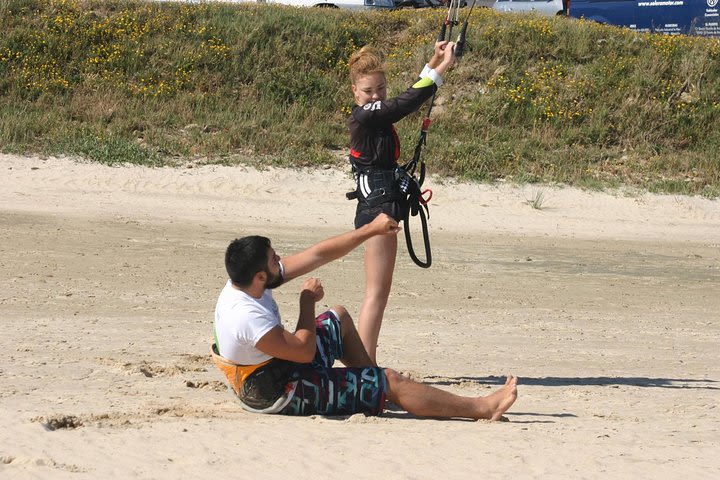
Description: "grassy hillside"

(1, 0), (719, 196)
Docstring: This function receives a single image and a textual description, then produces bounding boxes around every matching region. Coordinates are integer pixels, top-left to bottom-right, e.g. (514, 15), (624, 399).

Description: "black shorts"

(354, 201), (406, 229)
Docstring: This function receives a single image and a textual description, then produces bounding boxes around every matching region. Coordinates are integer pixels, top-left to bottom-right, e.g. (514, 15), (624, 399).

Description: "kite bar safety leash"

(401, 0), (477, 269)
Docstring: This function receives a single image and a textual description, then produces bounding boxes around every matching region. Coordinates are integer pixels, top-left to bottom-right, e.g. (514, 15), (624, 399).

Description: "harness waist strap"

(211, 343), (272, 396)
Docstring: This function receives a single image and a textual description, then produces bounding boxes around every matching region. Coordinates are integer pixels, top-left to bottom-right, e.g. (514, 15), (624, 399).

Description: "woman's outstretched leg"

(357, 233), (397, 364)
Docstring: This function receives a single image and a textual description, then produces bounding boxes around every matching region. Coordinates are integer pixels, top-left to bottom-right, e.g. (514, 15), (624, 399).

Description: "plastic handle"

(455, 22), (468, 58)
(437, 22), (447, 42)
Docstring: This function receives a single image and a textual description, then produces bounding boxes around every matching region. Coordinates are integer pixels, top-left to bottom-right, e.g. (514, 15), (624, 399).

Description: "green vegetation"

(1, 0), (719, 196)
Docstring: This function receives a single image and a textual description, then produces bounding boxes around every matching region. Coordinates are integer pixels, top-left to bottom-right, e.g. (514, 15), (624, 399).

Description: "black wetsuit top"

(347, 80), (438, 170)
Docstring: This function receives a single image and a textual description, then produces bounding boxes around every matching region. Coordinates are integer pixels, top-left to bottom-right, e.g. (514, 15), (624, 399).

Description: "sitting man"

(212, 213), (518, 419)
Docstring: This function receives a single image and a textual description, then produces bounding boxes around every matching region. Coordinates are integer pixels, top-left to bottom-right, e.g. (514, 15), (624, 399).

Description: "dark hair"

(225, 236), (271, 287)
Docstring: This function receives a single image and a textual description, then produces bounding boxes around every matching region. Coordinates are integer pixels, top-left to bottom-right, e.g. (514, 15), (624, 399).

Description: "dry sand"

(1, 153), (719, 479)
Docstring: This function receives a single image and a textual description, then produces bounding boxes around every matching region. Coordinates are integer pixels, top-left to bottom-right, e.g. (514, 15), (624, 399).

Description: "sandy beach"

(1, 152), (719, 479)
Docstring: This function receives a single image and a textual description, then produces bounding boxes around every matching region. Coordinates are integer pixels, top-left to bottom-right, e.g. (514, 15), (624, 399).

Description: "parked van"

(567, 0), (720, 37)
(259, 0), (395, 9)
(492, 0), (567, 16)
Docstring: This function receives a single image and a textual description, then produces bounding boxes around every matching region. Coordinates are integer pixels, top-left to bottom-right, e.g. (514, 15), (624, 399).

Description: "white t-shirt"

(214, 273), (284, 365)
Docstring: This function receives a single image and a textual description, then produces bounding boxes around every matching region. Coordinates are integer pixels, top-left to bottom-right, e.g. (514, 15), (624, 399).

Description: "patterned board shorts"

(279, 310), (387, 416)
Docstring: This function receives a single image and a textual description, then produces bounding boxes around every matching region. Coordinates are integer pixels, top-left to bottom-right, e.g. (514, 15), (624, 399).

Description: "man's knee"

(331, 305), (350, 323)
(383, 368), (407, 390)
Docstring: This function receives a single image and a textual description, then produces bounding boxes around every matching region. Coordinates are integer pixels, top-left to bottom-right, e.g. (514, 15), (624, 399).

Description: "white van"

(492, 0), (567, 16)
(258, 0), (395, 9)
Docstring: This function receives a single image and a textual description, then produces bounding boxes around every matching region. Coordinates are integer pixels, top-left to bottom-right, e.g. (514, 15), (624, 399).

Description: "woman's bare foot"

(476, 375), (518, 421)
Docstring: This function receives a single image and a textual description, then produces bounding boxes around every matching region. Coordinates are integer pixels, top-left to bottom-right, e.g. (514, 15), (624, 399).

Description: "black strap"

(400, 168), (432, 268)
(404, 198), (431, 268)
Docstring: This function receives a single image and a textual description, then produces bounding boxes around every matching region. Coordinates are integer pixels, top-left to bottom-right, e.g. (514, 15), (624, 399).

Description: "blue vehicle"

(567, 0), (720, 37)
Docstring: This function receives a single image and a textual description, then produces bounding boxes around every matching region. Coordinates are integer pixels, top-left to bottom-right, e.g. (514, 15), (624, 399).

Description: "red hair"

(348, 46), (385, 84)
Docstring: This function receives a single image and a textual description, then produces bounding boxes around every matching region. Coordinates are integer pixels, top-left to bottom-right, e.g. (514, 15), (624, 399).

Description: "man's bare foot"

(476, 375), (518, 421)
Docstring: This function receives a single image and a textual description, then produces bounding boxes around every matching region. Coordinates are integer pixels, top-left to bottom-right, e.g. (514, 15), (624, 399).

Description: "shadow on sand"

(421, 375), (720, 390)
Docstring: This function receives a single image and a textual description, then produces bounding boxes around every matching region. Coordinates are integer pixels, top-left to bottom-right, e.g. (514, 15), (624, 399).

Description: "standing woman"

(347, 41), (456, 364)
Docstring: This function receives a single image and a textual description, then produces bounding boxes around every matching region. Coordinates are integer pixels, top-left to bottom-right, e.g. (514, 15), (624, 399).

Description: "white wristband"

(425, 68), (443, 87)
(419, 64), (443, 87)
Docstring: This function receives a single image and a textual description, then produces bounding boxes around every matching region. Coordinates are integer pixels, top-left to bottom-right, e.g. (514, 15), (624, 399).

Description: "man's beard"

(264, 269), (284, 290)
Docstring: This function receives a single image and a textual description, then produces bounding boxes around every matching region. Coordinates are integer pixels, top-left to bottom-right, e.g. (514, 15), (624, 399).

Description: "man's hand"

(368, 213), (401, 236)
(301, 277), (324, 303)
